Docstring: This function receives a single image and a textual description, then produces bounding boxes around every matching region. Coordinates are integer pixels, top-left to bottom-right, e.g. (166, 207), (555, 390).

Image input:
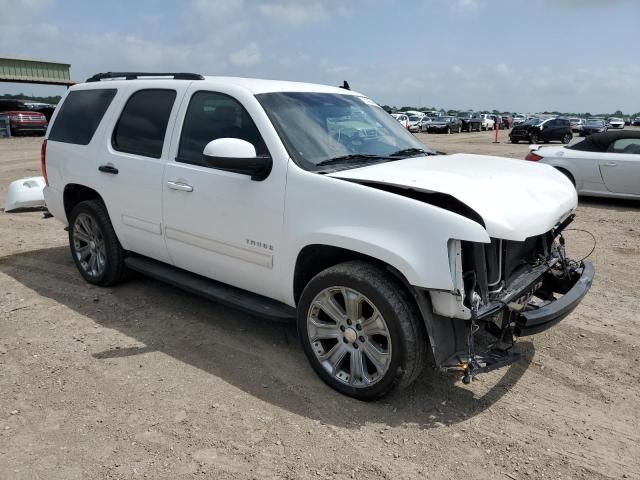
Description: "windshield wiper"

(389, 147), (435, 157)
(316, 154), (391, 167)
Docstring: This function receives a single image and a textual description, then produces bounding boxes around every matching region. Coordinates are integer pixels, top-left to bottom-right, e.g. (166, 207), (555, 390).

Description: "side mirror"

(202, 138), (272, 181)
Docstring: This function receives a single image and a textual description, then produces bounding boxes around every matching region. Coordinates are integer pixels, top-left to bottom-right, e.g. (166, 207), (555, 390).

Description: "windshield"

(409, 116), (421, 121)
(586, 119), (603, 126)
(256, 92), (434, 171)
(524, 118), (543, 126)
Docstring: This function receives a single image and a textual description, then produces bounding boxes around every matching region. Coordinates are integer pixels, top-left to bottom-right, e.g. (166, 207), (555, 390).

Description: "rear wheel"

(562, 133), (572, 144)
(446, 126), (451, 134)
(297, 261), (427, 400)
(530, 133), (539, 144)
(511, 139), (518, 144)
(68, 200), (127, 286)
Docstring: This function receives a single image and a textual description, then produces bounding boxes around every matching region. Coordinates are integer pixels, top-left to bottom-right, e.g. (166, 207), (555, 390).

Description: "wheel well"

(555, 167), (575, 187)
(293, 245), (410, 304)
(63, 184), (103, 219)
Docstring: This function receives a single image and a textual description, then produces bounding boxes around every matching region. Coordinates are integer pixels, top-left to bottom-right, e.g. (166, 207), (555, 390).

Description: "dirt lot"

(1, 132), (639, 480)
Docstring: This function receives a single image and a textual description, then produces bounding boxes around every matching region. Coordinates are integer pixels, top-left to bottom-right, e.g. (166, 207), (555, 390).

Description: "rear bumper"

(516, 261), (594, 336)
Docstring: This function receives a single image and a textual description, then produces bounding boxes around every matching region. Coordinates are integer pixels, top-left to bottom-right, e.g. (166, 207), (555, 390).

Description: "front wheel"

(530, 133), (539, 144)
(68, 200), (127, 286)
(562, 133), (572, 144)
(297, 261), (427, 400)
(446, 127), (451, 134)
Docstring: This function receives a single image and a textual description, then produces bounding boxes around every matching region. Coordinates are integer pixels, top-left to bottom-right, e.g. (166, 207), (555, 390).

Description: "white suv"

(42, 72), (594, 399)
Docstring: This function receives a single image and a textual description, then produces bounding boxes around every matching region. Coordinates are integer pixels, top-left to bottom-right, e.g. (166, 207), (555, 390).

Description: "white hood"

(329, 154), (577, 241)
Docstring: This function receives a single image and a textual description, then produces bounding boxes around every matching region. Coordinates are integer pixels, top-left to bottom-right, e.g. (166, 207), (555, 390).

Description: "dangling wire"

(564, 228), (597, 264)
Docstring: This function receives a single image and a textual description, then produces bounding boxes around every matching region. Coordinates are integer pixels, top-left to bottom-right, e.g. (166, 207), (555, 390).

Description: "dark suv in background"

(457, 112), (474, 132)
(509, 117), (572, 144)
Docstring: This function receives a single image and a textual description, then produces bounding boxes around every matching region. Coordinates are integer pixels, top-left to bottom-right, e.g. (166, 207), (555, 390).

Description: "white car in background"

(407, 115), (424, 132)
(525, 131), (640, 199)
(512, 115), (526, 126)
(569, 118), (585, 133)
(394, 114), (410, 129)
(608, 117), (625, 129)
(473, 113), (495, 131)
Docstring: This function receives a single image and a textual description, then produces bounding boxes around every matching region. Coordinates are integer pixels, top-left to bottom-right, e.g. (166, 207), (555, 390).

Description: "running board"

(124, 256), (296, 322)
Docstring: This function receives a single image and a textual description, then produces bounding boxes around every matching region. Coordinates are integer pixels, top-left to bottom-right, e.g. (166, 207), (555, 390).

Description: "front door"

(598, 137), (640, 195)
(162, 88), (287, 301)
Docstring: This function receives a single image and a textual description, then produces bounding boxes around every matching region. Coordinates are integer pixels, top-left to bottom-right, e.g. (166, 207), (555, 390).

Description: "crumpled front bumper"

(515, 261), (594, 336)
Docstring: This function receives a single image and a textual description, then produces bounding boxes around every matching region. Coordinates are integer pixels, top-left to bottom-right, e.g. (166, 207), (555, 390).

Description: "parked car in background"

(526, 131), (640, 199)
(392, 113), (410, 129)
(488, 115), (502, 130)
(624, 117), (631, 126)
(501, 115), (512, 129)
(426, 116), (462, 133)
(581, 119), (608, 136)
(633, 118), (640, 126)
(509, 117), (572, 144)
(472, 113), (495, 131)
(512, 115), (526, 126)
(569, 118), (585, 133)
(0, 99), (48, 135)
(457, 112), (475, 132)
(608, 117), (625, 129)
(419, 117), (435, 132)
(407, 115), (424, 132)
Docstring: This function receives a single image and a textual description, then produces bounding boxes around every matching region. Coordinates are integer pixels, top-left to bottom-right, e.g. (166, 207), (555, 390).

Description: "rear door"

(97, 83), (189, 263)
(598, 137), (640, 195)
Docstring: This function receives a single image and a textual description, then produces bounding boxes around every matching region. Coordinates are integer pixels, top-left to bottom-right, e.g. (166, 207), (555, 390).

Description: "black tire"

(68, 200), (127, 286)
(458, 126), (462, 133)
(562, 133), (572, 144)
(297, 261), (427, 400)
(446, 127), (451, 134)
(511, 139), (518, 144)
(530, 133), (539, 144)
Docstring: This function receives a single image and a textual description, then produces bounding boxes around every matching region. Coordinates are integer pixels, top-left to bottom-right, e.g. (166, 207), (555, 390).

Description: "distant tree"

(613, 110), (624, 117)
(1, 93), (61, 104)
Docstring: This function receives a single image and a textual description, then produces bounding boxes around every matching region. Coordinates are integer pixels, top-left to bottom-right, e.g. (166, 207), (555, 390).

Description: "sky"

(1, 0), (638, 113)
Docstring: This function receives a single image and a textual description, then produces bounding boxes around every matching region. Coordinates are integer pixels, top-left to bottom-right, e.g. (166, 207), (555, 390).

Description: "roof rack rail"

(86, 72), (205, 82)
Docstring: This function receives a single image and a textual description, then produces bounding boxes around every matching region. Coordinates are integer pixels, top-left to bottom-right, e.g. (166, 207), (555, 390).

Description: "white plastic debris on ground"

(4, 176), (46, 212)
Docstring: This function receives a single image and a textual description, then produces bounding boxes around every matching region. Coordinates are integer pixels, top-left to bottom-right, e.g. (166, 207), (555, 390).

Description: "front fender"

(281, 164), (490, 305)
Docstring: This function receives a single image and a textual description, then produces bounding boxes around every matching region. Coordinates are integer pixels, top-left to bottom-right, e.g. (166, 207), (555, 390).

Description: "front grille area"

(462, 233), (550, 305)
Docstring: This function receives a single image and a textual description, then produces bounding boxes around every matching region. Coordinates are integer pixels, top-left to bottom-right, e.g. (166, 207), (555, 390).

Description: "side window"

(49, 89), (117, 145)
(112, 89), (176, 159)
(177, 91), (268, 165)
(608, 138), (640, 154)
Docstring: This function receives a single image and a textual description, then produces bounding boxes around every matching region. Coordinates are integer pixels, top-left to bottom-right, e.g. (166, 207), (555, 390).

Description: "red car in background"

(0, 100), (48, 135)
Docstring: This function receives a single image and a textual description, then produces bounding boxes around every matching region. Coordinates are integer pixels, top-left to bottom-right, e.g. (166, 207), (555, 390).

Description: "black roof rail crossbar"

(86, 72), (204, 82)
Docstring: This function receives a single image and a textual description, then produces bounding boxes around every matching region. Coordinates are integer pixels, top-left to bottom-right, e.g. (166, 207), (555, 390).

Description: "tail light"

(40, 139), (48, 185)
(525, 151), (543, 162)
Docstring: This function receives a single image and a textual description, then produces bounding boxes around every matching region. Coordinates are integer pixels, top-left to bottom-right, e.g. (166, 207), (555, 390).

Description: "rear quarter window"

(48, 89), (117, 145)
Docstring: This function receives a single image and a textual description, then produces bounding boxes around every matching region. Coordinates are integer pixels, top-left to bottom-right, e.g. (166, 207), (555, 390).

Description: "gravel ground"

(1, 132), (639, 480)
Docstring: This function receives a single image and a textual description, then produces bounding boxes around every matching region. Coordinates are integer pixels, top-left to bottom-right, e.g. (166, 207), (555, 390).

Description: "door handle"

(98, 164), (119, 174)
(167, 181), (194, 192)
(604, 162), (617, 167)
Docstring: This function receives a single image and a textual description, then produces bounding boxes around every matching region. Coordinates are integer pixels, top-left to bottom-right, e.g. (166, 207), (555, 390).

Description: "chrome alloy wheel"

(72, 213), (106, 278)
(307, 287), (392, 388)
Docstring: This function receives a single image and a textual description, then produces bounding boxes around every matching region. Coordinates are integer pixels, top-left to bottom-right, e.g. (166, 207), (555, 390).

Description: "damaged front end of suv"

(417, 214), (594, 384)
